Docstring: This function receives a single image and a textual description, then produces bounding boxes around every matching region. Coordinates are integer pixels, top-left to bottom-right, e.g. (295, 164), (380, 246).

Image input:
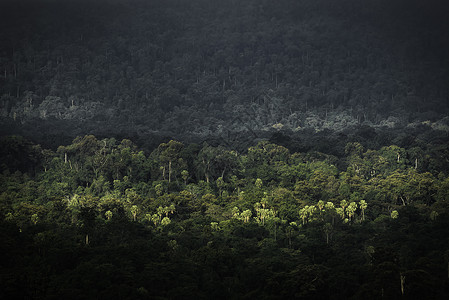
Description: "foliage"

(1, 135), (449, 299)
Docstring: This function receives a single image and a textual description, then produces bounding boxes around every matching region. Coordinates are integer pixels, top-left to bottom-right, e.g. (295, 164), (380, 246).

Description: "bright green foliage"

(241, 210), (252, 223)
(30, 213), (39, 225)
(130, 205), (139, 221)
(105, 210), (113, 220)
(317, 200), (325, 212)
(299, 206), (309, 225)
(325, 202), (335, 210)
(346, 202), (357, 221)
(255, 178), (263, 189)
(211, 222), (220, 231)
(161, 217), (171, 227)
(336, 207), (345, 219)
(2, 135), (449, 299)
(359, 200), (368, 220)
(391, 210), (399, 219)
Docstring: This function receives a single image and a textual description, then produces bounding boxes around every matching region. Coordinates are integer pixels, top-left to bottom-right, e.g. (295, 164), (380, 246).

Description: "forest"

(1, 134), (449, 299)
(1, 0), (449, 150)
(1, 0), (449, 298)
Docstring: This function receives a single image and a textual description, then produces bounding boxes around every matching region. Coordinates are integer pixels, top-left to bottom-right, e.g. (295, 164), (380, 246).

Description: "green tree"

(391, 210), (399, 219)
(359, 200), (368, 221)
(105, 210), (113, 220)
(157, 140), (184, 183)
(241, 209), (252, 223)
(161, 216), (171, 227)
(181, 170), (189, 185)
(130, 205), (139, 221)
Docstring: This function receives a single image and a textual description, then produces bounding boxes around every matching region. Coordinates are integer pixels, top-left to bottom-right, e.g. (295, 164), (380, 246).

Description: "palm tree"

(317, 200), (325, 213)
(241, 210), (252, 223)
(130, 205), (139, 221)
(336, 207), (345, 219)
(105, 210), (113, 220)
(157, 206), (164, 221)
(307, 205), (316, 221)
(231, 207), (240, 219)
(163, 206), (170, 217)
(347, 202), (357, 222)
(359, 200), (368, 221)
(151, 213), (159, 226)
(161, 217), (171, 227)
(391, 210), (399, 219)
(299, 206), (309, 225)
(340, 199), (348, 212)
(169, 204), (175, 215)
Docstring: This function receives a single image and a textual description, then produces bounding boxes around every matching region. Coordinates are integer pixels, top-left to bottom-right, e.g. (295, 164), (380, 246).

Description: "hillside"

(1, 0), (449, 150)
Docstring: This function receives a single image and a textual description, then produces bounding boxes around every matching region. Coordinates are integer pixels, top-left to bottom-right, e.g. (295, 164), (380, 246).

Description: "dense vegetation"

(1, 135), (449, 299)
(1, 0), (449, 149)
(1, 0), (449, 298)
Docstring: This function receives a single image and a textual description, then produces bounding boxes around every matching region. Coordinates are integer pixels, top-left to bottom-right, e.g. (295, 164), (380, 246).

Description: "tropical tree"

(181, 170), (189, 185)
(299, 206), (309, 225)
(391, 210), (399, 219)
(346, 202), (358, 222)
(359, 200), (367, 220)
(241, 209), (252, 223)
(161, 216), (171, 227)
(130, 205), (139, 221)
(105, 210), (113, 220)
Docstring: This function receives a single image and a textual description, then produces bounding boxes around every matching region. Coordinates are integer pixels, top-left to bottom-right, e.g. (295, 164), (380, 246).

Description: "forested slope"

(1, 135), (449, 299)
(1, 0), (448, 149)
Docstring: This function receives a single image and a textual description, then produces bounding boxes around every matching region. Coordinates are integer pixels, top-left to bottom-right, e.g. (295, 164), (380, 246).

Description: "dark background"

(1, 0), (448, 152)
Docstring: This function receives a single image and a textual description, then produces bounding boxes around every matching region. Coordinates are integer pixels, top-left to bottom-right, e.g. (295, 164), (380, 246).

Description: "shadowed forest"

(1, 0), (449, 299)
(1, 0), (449, 149)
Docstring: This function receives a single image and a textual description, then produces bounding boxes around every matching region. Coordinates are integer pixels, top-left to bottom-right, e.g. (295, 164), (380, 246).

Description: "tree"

(359, 200), (367, 221)
(241, 209), (252, 223)
(346, 202), (357, 222)
(181, 170), (189, 185)
(255, 178), (263, 189)
(323, 223), (333, 244)
(161, 217), (171, 227)
(155, 183), (164, 196)
(130, 205), (139, 221)
(336, 207), (345, 219)
(317, 200), (325, 214)
(30, 213), (39, 225)
(157, 140), (184, 183)
(105, 210), (113, 220)
(390, 210), (399, 219)
(299, 206), (309, 225)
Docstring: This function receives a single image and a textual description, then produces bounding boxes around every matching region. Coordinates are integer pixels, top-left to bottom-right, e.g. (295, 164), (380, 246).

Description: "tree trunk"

(400, 274), (405, 295)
